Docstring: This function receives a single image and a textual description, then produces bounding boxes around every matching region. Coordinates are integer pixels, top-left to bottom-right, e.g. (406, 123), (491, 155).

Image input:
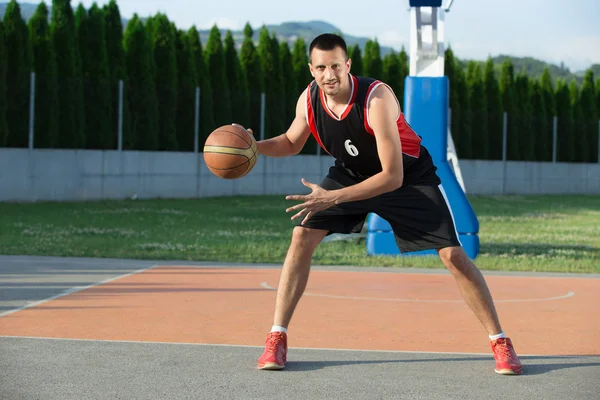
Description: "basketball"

(203, 124), (258, 179)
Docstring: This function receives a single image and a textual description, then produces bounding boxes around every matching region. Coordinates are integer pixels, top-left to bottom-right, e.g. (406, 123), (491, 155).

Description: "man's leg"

(437, 246), (522, 375)
(257, 226), (328, 370)
(273, 226), (327, 328)
(273, 226), (328, 327)
(437, 246), (502, 335)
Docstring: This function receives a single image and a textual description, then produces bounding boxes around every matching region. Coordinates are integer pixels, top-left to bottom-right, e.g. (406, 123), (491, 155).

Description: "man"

(239, 33), (522, 375)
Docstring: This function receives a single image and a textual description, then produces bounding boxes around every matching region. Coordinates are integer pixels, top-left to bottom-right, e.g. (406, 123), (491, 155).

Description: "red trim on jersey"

(319, 89), (337, 120)
(397, 116), (421, 158)
(340, 75), (359, 119)
(363, 81), (421, 158)
(306, 83), (330, 154)
(363, 80), (381, 135)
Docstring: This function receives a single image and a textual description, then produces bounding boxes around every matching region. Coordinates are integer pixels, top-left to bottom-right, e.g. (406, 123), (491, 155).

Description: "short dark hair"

(309, 33), (348, 59)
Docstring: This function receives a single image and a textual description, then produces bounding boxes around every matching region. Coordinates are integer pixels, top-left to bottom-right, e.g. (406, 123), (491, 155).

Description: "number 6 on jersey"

(344, 139), (359, 156)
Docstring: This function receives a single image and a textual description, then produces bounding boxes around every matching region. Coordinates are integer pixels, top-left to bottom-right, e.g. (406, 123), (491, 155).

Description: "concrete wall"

(1, 148), (599, 202)
(460, 160), (600, 195)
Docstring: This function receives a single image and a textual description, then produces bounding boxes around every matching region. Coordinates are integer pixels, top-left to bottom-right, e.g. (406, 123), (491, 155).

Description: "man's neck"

(323, 80), (352, 107)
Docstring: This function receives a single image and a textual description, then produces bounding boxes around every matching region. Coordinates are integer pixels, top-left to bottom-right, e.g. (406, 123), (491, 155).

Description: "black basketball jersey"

(306, 74), (438, 185)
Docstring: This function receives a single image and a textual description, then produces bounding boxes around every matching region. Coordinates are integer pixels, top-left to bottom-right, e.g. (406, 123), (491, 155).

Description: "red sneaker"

(257, 332), (287, 370)
(491, 337), (523, 375)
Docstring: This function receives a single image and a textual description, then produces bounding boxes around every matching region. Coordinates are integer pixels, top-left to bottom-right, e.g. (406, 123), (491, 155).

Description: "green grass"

(0, 195), (599, 273)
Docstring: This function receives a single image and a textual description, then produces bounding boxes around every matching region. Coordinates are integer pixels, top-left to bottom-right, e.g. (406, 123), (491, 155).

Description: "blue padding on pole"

(366, 227), (479, 258)
(366, 77), (480, 259)
(404, 77), (478, 235)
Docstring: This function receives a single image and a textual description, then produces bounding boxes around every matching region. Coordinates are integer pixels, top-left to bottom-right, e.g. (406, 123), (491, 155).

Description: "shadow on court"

(285, 356), (600, 375)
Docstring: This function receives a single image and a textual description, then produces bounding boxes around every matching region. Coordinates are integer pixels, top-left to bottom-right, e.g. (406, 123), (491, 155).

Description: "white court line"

(260, 282), (575, 303)
(0, 256), (152, 266)
(0, 265), (160, 318)
(1, 335), (583, 358)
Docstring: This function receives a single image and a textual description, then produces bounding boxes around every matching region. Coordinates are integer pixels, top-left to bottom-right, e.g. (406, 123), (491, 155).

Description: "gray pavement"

(1, 337), (599, 400)
(1, 255), (599, 400)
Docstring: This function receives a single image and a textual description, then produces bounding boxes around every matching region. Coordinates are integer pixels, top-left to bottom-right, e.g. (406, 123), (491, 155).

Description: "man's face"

(309, 46), (351, 96)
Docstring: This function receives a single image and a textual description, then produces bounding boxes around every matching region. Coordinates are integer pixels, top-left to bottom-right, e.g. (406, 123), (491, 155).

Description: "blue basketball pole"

(366, 0), (480, 259)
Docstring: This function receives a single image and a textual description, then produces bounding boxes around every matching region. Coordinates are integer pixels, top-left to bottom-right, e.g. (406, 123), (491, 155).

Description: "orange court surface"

(1, 264), (598, 356)
(1, 257), (600, 400)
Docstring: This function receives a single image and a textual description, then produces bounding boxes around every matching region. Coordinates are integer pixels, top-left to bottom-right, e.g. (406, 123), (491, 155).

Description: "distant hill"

(2, 2), (595, 84)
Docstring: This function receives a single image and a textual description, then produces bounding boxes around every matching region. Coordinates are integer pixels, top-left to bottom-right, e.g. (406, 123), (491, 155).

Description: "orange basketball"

(203, 124), (258, 179)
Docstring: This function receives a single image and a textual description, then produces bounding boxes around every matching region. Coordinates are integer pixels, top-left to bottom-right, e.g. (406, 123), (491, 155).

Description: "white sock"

(271, 325), (287, 333)
(489, 331), (506, 340)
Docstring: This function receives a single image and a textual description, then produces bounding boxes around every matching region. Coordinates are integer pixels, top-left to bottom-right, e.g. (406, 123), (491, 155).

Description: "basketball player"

(236, 33), (522, 375)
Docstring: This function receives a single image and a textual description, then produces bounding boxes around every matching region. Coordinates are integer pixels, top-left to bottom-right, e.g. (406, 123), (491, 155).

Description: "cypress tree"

(3, 0), (31, 147)
(175, 29), (197, 151)
(240, 23), (263, 136)
(279, 40), (297, 128)
(540, 68), (555, 161)
(514, 73), (534, 160)
(483, 57), (502, 160)
(363, 39), (384, 80)
(0, 21), (8, 146)
(383, 50), (402, 102)
(52, 0), (85, 148)
(456, 67), (471, 158)
(597, 78), (600, 161)
(123, 15), (158, 150)
(531, 80), (548, 161)
(28, 2), (59, 148)
(555, 79), (574, 162)
(290, 36), (316, 154)
(269, 33), (286, 137)
(397, 47), (409, 108)
(224, 30), (250, 128)
(596, 78), (600, 120)
(499, 59), (517, 160)
(103, 0), (128, 145)
(257, 27), (284, 138)
(444, 47), (461, 154)
(77, 3), (112, 149)
(349, 44), (363, 76)
(579, 70), (597, 162)
(147, 14), (178, 150)
(596, 77), (600, 160)
(205, 25), (232, 129)
(188, 26), (215, 144)
(292, 37), (311, 90)
(466, 61), (488, 159)
(569, 80), (586, 162)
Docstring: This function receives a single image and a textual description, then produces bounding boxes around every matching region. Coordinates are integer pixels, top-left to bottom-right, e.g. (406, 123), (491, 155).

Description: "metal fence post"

(597, 120), (600, 164)
(194, 87), (200, 153)
(28, 72), (36, 150)
(117, 80), (124, 151)
(260, 93), (266, 195)
(194, 87), (201, 198)
(502, 112), (508, 195)
(552, 116), (558, 163)
(259, 93), (266, 141)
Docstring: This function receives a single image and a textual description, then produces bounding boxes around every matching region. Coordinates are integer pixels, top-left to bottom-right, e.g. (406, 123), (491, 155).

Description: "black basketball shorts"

(297, 163), (462, 253)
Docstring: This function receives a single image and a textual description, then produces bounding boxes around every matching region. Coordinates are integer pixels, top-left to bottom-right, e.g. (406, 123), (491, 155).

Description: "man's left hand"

(285, 178), (337, 225)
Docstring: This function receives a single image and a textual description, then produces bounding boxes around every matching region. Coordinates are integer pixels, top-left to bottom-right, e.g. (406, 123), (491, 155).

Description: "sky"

(75, 0), (600, 72)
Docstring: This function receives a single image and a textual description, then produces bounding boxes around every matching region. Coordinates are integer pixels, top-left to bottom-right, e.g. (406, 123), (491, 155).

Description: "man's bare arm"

(256, 89), (312, 157)
(331, 84), (404, 204)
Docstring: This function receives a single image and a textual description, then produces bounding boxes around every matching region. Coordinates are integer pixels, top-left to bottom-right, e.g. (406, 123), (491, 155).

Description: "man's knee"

(290, 227), (328, 250)
(437, 246), (472, 273)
